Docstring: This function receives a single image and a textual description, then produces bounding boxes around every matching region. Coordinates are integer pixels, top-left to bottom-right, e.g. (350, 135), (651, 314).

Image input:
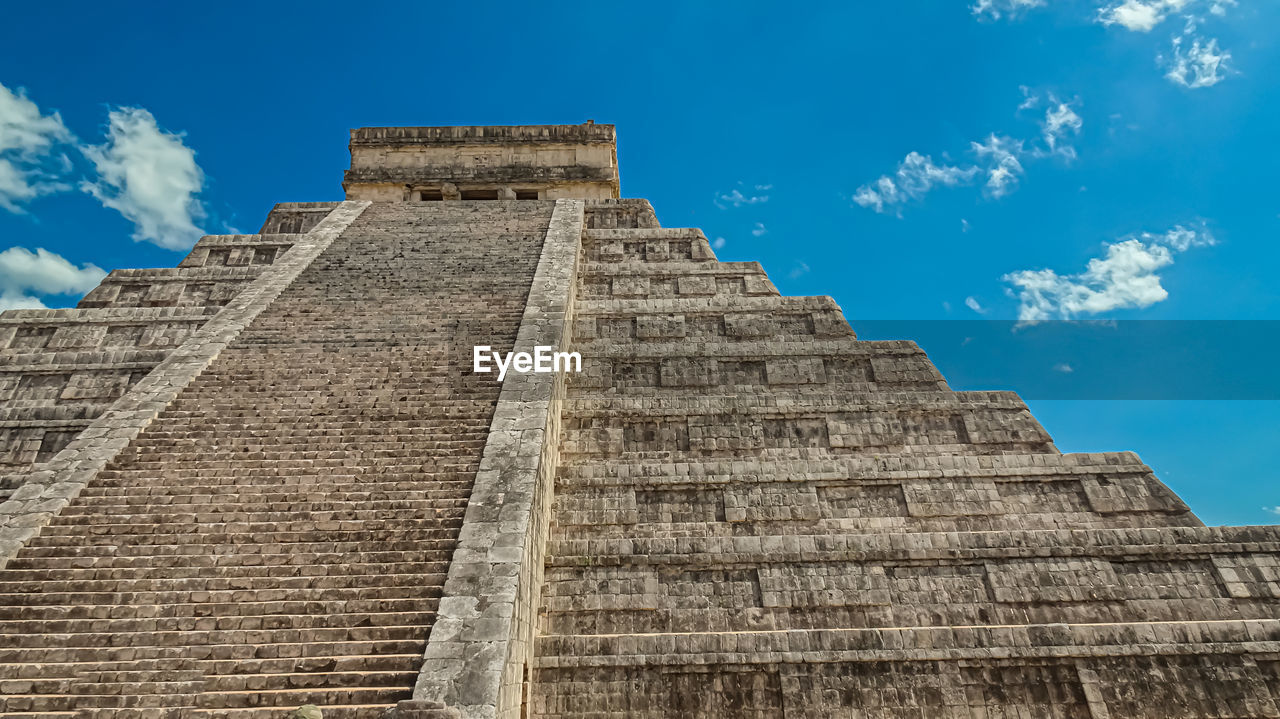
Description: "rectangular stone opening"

(460, 189), (500, 200)
(418, 189), (444, 201)
(515, 190), (540, 200)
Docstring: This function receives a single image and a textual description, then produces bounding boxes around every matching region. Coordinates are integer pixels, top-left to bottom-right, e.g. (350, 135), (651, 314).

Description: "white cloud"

(857, 92), (1084, 214)
(81, 107), (206, 250)
(712, 236), (726, 250)
(751, 222), (768, 237)
(1145, 224), (1217, 251)
(0, 246), (106, 311)
(788, 261), (810, 279)
(1042, 101), (1084, 156)
(1098, 0), (1191, 32)
(1209, 0), (1236, 16)
(971, 135), (1026, 198)
(1163, 34), (1233, 88)
(972, 0), (1046, 20)
(715, 185), (770, 209)
(853, 152), (978, 213)
(1017, 86), (1041, 112)
(961, 219), (971, 233)
(0, 82), (73, 213)
(1264, 506), (1280, 516)
(965, 296), (990, 314)
(1054, 362), (1075, 373)
(1005, 239), (1173, 321)
(1002, 224), (1214, 321)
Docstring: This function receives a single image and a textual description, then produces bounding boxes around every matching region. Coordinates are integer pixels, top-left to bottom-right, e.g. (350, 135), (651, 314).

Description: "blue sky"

(1, 1), (1276, 524)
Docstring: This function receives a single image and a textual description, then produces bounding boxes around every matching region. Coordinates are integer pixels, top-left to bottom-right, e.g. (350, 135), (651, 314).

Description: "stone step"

(202, 669), (416, 692)
(0, 573), (449, 596)
(0, 609), (436, 634)
(0, 638), (425, 664)
(0, 655), (419, 679)
(189, 705), (394, 719)
(76, 485), (471, 498)
(58, 499), (468, 514)
(0, 596), (437, 620)
(36, 516), (466, 533)
(0, 624), (428, 649)
(6, 550), (454, 571)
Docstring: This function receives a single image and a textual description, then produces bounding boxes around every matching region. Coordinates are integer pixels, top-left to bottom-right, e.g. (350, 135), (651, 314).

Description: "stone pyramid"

(0, 124), (1276, 718)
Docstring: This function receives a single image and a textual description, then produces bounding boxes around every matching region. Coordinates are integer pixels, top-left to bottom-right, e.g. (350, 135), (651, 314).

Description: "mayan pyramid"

(0, 124), (1277, 718)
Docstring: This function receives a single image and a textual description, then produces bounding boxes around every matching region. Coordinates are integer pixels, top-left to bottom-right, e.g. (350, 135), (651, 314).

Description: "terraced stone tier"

(0, 201), (552, 717)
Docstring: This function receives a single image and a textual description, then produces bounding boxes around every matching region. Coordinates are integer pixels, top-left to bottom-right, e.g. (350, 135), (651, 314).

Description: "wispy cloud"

(853, 152), (978, 214)
(711, 236), (726, 250)
(0, 83), (74, 213)
(1054, 362), (1075, 373)
(855, 93), (1082, 214)
(965, 296), (990, 314)
(1162, 32), (1233, 88)
(1264, 506), (1280, 517)
(975, 1), (1239, 86)
(751, 222), (768, 237)
(1041, 101), (1084, 157)
(971, 134), (1026, 198)
(715, 183), (771, 209)
(972, 0), (1046, 20)
(1003, 224), (1215, 321)
(81, 107), (207, 250)
(1098, 0), (1192, 32)
(0, 246), (107, 311)
(788, 261), (810, 279)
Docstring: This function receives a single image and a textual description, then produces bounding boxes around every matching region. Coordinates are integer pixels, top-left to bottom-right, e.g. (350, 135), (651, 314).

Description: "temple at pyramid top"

(343, 122), (620, 202)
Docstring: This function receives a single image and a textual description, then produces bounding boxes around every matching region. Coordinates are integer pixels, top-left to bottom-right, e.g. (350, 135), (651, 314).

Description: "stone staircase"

(529, 200), (1280, 718)
(0, 201), (551, 717)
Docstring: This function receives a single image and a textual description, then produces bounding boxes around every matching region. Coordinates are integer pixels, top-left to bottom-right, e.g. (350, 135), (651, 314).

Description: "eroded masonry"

(1, 124), (1277, 719)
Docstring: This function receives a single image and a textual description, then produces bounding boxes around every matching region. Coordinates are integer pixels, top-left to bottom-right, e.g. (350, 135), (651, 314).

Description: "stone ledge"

(534, 619), (1280, 668)
(351, 124), (615, 146)
(576, 295), (842, 315)
(546, 524), (1280, 567)
(560, 450), (1149, 481)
